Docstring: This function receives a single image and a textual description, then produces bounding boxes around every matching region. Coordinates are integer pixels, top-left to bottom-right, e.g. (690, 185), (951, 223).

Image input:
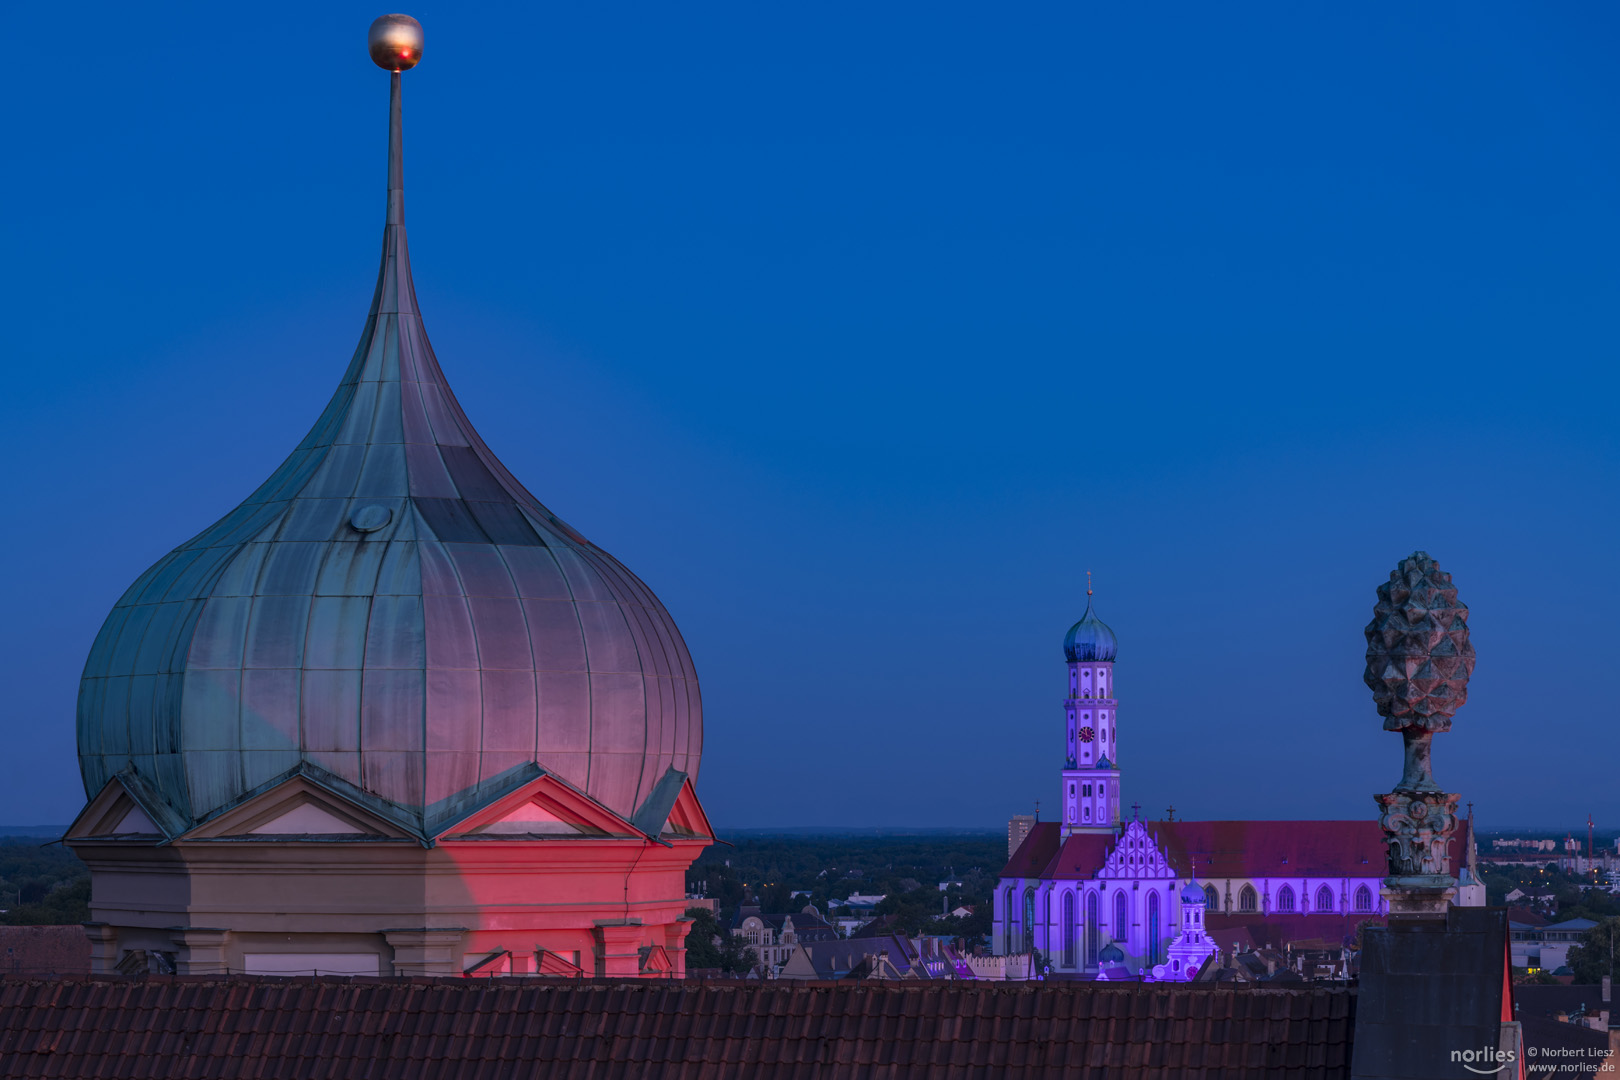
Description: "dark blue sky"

(3, 3), (1616, 829)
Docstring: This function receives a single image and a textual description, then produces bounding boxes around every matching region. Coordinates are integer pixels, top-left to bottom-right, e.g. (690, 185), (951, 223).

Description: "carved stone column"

(666, 916), (694, 979)
(593, 919), (646, 978)
(82, 923), (119, 976)
(382, 928), (467, 976)
(1363, 551), (1474, 918)
(168, 927), (231, 975)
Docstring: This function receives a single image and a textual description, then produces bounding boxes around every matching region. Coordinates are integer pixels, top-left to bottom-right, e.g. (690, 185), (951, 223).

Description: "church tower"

(1060, 585), (1120, 835)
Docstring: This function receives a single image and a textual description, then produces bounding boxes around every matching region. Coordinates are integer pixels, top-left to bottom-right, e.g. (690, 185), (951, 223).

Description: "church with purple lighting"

(991, 588), (1486, 981)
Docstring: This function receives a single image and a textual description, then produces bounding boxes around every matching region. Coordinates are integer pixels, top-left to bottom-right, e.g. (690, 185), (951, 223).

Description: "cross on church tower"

(1166, 805), (1176, 822)
(1131, 802), (1141, 821)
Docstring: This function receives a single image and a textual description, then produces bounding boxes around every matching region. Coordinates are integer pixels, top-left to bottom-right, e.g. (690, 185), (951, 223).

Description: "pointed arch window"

(1354, 885), (1373, 913)
(1085, 892), (1099, 967)
(1277, 885), (1295, 913)
(1204, 884), (1219, 909)
(1004, 887), (1015, 953)
(1147, 891), (1160, 966)
(1239, 885), (1258, 912)
(1316, 885), (1335, 912)
(1113, 890), (1128, 950)
(1022, 891), (1036, 954)
(1062, 892), (1076, 967)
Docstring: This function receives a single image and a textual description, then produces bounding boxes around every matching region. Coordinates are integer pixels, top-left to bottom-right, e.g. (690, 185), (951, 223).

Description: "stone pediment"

(64, 777), (170, 842)
(113, 804), (160, 834)
(433, 771), (642, 840)
(179, 776), (416, 841)
(662, 776), (715, 839)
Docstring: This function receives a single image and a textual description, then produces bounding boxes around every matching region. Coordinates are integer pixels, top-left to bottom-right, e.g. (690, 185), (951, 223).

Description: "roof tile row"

(0, 975), (1356, 1079)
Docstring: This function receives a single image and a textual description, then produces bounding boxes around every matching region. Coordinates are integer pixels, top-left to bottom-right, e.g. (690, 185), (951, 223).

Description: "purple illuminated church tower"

(1060, 585), (1120, 835)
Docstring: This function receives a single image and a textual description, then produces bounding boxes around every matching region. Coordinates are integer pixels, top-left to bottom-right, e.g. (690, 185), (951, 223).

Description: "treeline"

(1480, 863), (1620, 923)
(0, 840), (90, 926)
(688, 834), (1004, 937)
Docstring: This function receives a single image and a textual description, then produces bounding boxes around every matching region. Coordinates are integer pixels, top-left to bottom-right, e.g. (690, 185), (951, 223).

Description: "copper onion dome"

(1063, 595), (1118, 663)
(75, 37), (701, 839)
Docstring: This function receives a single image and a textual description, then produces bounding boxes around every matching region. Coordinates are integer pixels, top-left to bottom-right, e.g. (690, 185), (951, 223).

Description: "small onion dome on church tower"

(1063, 595), (1118, 663)
(74, 29), (701, 841)
(1180, 881), (1208, 905)
(1099, 942), (1126, 964)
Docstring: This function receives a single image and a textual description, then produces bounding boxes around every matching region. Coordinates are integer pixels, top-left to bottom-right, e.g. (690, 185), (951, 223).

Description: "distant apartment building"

(1510, 917), (1598, 974)
(1007, 816), (1035, 860)
(826, 894), (886, 937)
(1494, 838), (1559, 853)
(731, 906), (838, 975)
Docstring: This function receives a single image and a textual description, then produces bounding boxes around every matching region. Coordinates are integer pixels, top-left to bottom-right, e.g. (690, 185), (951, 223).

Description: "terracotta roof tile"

(1148, 821), (1386, 879)
(0, 975), (1357, 1079)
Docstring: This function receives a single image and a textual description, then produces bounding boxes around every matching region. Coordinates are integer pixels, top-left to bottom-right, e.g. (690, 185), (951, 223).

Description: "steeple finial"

(370, 14), (424, 72)
(370, 16), (423, 231)
(1086, 570), (1093, 597)
(363, 16), (425, 320)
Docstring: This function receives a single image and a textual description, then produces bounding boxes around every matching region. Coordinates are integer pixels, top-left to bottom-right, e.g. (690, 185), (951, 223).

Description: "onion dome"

(1179, 881), (1207, 905)
(75, 54), (700, 839)
(1099, 942), (1125, 964)
(1063, 595), (1117, 663)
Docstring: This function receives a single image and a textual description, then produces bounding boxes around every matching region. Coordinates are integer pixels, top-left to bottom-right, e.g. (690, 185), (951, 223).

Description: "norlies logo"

(1452, 1046), (1516, 1075)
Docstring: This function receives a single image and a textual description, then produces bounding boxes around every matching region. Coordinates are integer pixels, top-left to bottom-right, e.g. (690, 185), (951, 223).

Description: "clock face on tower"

(1077, 726), (1095, 743)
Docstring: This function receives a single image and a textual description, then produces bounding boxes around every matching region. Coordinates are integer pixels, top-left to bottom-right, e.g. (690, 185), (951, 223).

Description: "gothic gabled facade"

(993, 592), (1483, 979)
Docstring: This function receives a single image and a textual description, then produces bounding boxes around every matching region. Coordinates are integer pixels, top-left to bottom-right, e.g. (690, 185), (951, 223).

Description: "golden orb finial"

(369, 14), (424, 72)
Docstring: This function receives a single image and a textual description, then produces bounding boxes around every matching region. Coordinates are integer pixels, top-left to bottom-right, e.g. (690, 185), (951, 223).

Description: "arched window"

(1277, 885), (1295, 913)
(1113, 890), (1128, 951)
(1239, 885), (1258, 912)
(1004, 888), (1015, 953)
(1354, 885), (1373, 913)
(1316, 885), (1335, 912)
(1062, 892), (1076, 967)
(1147, 891), (1160, 966)
(1085, 893), (1099, 966)
(1022, 891), (1036, 954)
(1204, 884), (1219, 909)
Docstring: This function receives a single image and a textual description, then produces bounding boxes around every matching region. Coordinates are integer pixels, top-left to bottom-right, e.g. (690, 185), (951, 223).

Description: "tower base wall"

(68, 834), (706, 979)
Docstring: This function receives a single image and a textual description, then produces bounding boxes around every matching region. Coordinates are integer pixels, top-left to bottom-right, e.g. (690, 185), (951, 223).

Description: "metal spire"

(74, 14), (704, 836)
(367, 15), (424, 320)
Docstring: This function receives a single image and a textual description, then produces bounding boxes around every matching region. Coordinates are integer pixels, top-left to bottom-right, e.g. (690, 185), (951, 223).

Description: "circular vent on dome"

(349, 504), (393, 532)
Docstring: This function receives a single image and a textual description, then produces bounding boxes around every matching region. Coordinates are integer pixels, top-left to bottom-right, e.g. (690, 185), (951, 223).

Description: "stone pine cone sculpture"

(1363, 551), (1475, 733)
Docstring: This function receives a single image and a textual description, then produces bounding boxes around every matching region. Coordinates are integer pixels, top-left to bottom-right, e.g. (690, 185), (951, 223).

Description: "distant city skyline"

(4, 4), (1618, 829)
